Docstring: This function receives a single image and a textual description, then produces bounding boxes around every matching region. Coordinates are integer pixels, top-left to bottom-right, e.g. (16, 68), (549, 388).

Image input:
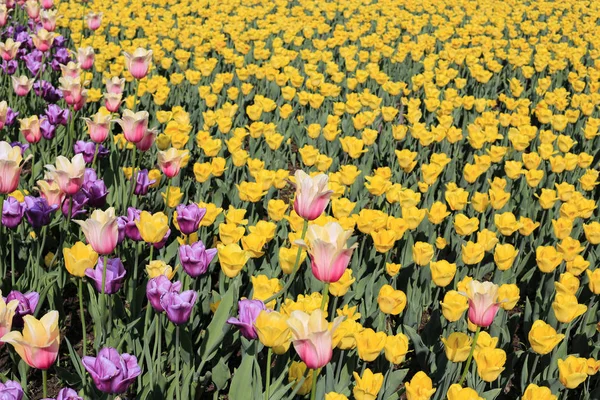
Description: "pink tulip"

(86, 12), (102, 30)
(0, 5), (10, 27)
(287, 309), (343, 369)
(0, 39), (20, 60)
(295, 222), (357, 283)
(44, 154), (86, 195)
(123, 48), (152, 79)
(0, 101), (7, 130)
(0, 141), (25, 194)
(113, 109), (149, 143)
(11, 75), (34, 96)
(135, 127), (158, 152)
(37, 179), (65, 207)
(74, 207), (119, 255)
(157, 148), (188, 178)
(40, 0), (54, 9)
(40, 10), (59, 31)
(77, 46), (95, 70)
(103, 92), (122, 113)
(83, 112), (111, 143)
(19, 116), (41, 144)
(0, 297), (19, 343)
(292, 170), (333, 221)
(105, 76), (125, 94)
(465, 280), (500, 327)
(59, 76), (85, 107)
(24, 0), (40, 19)
(59, 62), (81, 79)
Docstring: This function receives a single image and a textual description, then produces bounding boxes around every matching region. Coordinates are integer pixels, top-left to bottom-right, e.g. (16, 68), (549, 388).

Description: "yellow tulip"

(405, 371), (436, 400)
(440, 290), (469, 322)
(446, 384), (483, 400)
(217, 243), (250, 278)
(430, 260), (456, 287)
(254, 311), (291, 354)
(474, 348), (506, 382)
(558, 356), (588, 389)
(377, 285), (407, 315)
(528, 320), (565, 355)
(136, 211), (169, 244)
(355, 328), (386, 362)
(384, 333), (409, 364)
(353, 368), (384, 400)
(63, 241), (98, 278)
(522, 384), (557, 400)
(145, 260), (176, 280)
(442, 332), (472, 362)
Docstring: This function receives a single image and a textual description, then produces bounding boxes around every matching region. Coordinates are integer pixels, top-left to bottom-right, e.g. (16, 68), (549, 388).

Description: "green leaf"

(199, 278), (238, 362)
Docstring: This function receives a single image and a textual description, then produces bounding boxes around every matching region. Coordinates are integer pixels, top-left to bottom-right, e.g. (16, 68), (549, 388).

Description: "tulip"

(0, 380), (24, 399)
(86, 12), (102, 30)
(440, 290), (469, 322)
(353, 368), (384, 400)
(105, 76), (125, 94)
(85, 258), (126, 294)
(377, 284), (407, 315)
(404, 371), (436, 400)
(175, 203), (206, 235)
(329, 269), (355, 297)
(5, 291), (39, 327)
(430, 260), (457, 287)
(40, 9), (60, 31)
(19, 116), (42, 144)
(157, 147), (189, 178)
(160, 289), (197, 325)
(292, 170), (333, 220)
(412, 241), (434, 266)
(179, 241), (217, 278)
(103, 92), (122, 113)
(136, 211), (169, 243)
(0, 295), (18, 343)
(497, 284), (520, 310)
(135, 127), (158, 151)
(134, 169), (155, 195)
(82, 347), (141, 394)
(145, 260), (176, 280)
(253, 310), (291, 354)
(286, 309), (343, 369)
(217, 243), (250, 278)
(113, 109), (150, 144)
(58, 76), (86, 107)
(45, 154), (86, 195)
(2, 196), (24, 228)
(31, 29), (55, 52)
(0, 6), (9, 27)
(37, 179), (64, 207)
(522, 384), (557, 400)
(474, 348), (506, 381)
(1, 310), (60, 369)
(77, 47), (94, 70)
(528, 320), (564, 355)
(442, 332), (472, 362)
(295, 222), (357, 283)
(146, 275), (182, 312)
(24, 196), (58, 228)
(0, 39), (21, 61)
(355, 328), (386, 362)
(464, 280), (500, 328)
(446, 384), (483, 400)
(123, 48), (153, 79)
(74, 207), (119, 255)
(227, 299), (267, 340)
(552, 293), (587, 323)
(384, 333), (409, 364)
(558, 356), (588, 389)
(0, 141), (24, 194)
(63, 242), (98, 277)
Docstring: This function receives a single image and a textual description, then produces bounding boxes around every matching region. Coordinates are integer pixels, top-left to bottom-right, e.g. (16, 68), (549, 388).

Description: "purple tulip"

(175, 203), (206, 235)
(45, 104), (69, 126)
(0, 380), (24, 400)
(85, 258), (126, 294)
(2, 197), (25, 228)
(34, 80), (61, 103)
(1, 60), (17, 75)
(61, 190), (88, 218)
(227, 300), (268, 340)
(40, 117), (56, 140)
(24, 196), (58, 228)
(123, 207), (142, 241)
(82, 347), (141, 394)
(133, 169), (155, 196)
(53, 47), (70, 64)
(82, 169), (109, 207)
(5, 291), (40, 327)
(179, 241), (217, 278)
(5, 108), (19, 126)
(10, 142), (29, 154)
(146, 275), (182, 312)
(42, 387), (83, 400)
(74, 141), (109, 163)
(116, 216), (126, 244)
(160, 289), (197, 325)
(54, 35), (67, 47)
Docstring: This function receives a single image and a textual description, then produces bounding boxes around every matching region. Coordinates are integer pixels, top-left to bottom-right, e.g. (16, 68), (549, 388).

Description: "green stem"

(164, 177), (172, 213)
(0, 195), (4, 285)
(42, 369), (47, 398)
(10, 234), (15, 288)
(309, 368), (318, 400)
(91, 143), (99, 169)
(175, 325), (181, 400)
(101, 255), (107, 344)
(264, 348), (272, 400)
(263, 220), (309, 305)
(458, 326), (481, 386)
(320, 283), (329, 311)
(29, 145), (35, 188)
(78, 279), (87, 357)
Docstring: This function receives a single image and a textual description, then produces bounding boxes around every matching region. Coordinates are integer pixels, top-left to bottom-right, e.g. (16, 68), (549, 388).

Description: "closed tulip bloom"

(558, 356), (588, 389)
(136, 211), (169, 243)
(292, 170), (333, 220)
(384, 333), (409, 364)
(145, 260), (176, 280)
(586, 269), (600, 294)
(552, 293), (587, 323)
(447, 384), (483, 400)
(217, 243), (250, 278)
(74, 207), (119, 255)
(454, 214), (479, 236)
(146, 276), (182, 312)
(442, 332), (472, 362)
(528, 320), (564, 355)
(474, 348), (506, 382)
(325, 393), (348, 400)
(82, 347), (141, 394)
(405, 371), (436, 400)
(114, 109), (149, 144)
(85, 258), (126, 295)
(2, 196), (25, 228)
(493, 244), (518, 271)
(497, 284), (520, 310)
(227, 299), (267, 340)
(464, 280), (500, 328)
(63, 242), (98, 277)
(135, 127), (158, 152)
(37, 179), (64, 207)
(76, 47), (94, 70)
(412, 241), (434, 266)
(86, 12), (102, 30)
(462, 241), (485, 265)
(45, 154), (86, 195)
(175, 203), (206, 235)
(24, 196), (58, 228)
(160, 289), (197, 325)
(6, 291), (39, 327)
(288, 361), (313, 395)
(103, 92), (122, 113)
(440, 290), (469, 322)
(0, 380), (24, 399)
(254, 310), (291, 353)
(0, 39), (21, 61)
(522, 384), (557, 400)
(295, 222), (357, 283)
(536, 246), (563, 273)
(40, 9), (59, 31)
(355, 328), (386, 362)
(1, 310), (60, 370)
(157, 148), (189, 178)
(0, 141), (25, 194)
(430, 260), (457, 287)
(287, 309), (343, 369)
(11, 75), (34, 96)
(58, 77), (86, 107)
(329, 269), (355, 297)
(19, 116), (41, 144)
(83, 112), (111, 143)
(123, 48), (153, 79)
(353, 368), (384, 400)
(555, 272), (579, 295)
(179, 241), (217, 278)
(377, 285), (407, 315)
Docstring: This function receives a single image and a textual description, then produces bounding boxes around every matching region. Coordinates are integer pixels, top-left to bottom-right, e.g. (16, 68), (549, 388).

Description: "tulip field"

(1, 0), (600, 398)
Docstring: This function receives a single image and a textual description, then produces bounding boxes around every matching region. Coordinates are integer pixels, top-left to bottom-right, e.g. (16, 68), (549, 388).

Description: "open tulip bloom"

(462, 280), (501, 328)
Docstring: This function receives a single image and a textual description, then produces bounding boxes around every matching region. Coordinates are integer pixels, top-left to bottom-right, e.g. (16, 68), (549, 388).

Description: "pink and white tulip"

(83, 112), (112, 143)
(45, 154), (86, 195)
(293, 170), (333, 221)
(0, 141), (25, 194)
(19, 116), (41, 144)
(465, 280), (500, 328)
(123, 48), (153, 79)
(157, 148), (188, 178)
(74, 207), (119, 255)
(11, 75), (34, 97)
(0, 38), (21, 60)
(113, 109), (149, 143)
(295, 222), (357, 283)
